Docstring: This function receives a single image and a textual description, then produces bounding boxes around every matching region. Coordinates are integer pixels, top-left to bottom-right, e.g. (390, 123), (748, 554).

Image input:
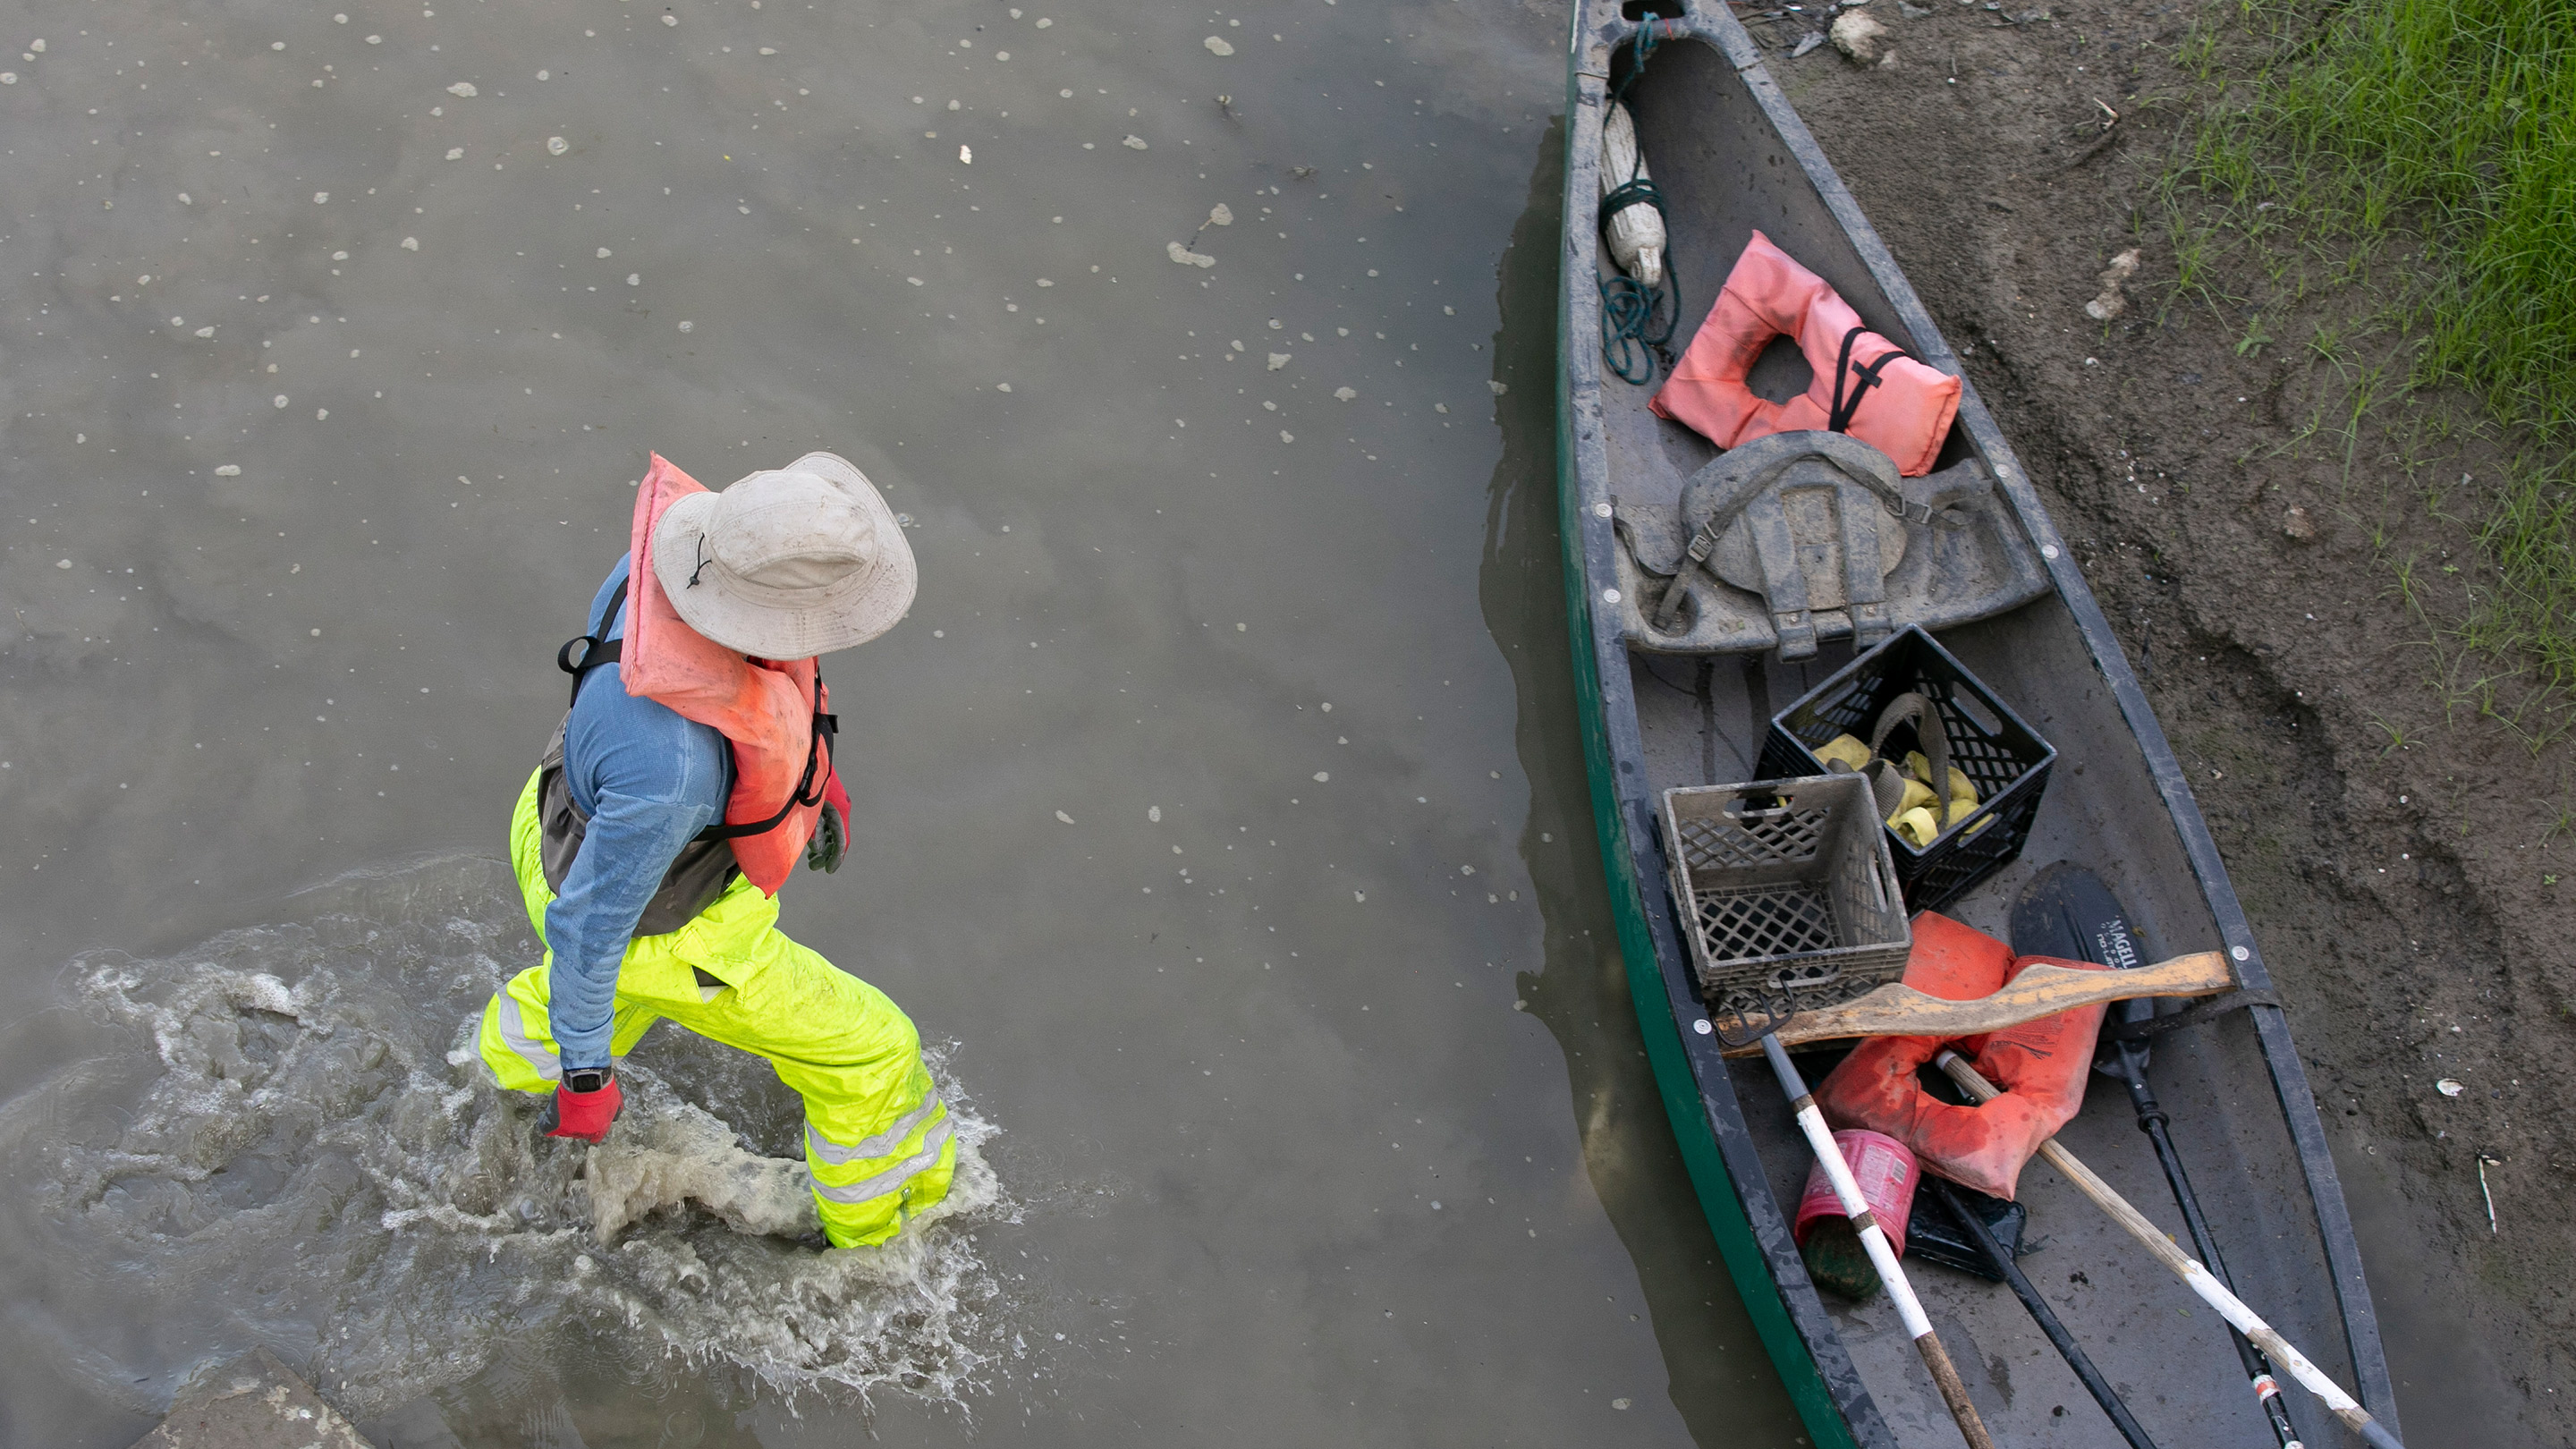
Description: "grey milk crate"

(1659, 774), (1912, 1025)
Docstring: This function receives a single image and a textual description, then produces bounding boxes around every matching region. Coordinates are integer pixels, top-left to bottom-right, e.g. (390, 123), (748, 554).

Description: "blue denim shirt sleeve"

(542, 555), (732, 1071)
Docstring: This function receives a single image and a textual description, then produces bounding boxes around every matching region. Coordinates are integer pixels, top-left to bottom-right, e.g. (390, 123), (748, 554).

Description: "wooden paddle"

(1716, 951), (2233, 1056)
(1936, 1050), (2407, 1449)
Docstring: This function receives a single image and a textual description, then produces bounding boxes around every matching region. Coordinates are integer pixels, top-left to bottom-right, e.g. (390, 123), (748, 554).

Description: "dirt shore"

(1716, 1), (2576, 1441)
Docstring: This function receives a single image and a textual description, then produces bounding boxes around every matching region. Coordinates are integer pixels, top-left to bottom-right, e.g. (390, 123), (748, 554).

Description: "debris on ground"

(2284, 504), (2316, 539)
(2084, 247), (2141, 320)
(1830, 13), (1895, 66)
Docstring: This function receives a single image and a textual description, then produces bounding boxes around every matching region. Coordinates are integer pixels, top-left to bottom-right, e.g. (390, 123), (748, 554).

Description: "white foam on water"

(3, 856), (1012, 1422)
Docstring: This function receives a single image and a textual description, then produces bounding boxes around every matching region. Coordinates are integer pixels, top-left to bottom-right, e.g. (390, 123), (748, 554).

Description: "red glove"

(539, 1068), (623, 1144)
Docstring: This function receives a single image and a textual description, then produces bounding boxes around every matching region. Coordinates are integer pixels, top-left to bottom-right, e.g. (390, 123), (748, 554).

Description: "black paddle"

(2012, 865), (2307, 1449)
(1924, 1177), (2160, 1449)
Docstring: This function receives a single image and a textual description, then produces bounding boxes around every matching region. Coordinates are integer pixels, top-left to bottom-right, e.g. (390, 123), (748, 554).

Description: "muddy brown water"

(0, 1), (1809, 1445)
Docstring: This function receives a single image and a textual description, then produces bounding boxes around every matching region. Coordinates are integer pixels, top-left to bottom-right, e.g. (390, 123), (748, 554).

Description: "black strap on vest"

(693, 673), (835, 842)
(1826, 324), (1917, 436)
(1813, 326), (1967, 532)
(555, 578), (632, 707)
(553, 575), (837, 845)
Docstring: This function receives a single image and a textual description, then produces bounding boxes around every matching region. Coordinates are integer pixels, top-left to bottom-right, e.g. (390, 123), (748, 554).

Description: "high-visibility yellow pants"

(477, 769), (954, 1248)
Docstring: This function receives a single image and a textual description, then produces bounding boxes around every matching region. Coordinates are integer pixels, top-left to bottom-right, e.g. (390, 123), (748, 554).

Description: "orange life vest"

(1650, 231), (1962, 478)
(558, 453), (841, 897)
(1809, 912), (2109, 1200)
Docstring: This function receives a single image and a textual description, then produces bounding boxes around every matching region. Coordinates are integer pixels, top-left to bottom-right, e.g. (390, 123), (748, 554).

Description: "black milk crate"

(1755, 626), (2056, 914)
(1659, 775), (1912, 1028)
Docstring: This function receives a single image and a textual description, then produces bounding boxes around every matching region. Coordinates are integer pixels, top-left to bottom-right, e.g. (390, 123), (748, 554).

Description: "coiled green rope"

(1598, 21), (1682, 386)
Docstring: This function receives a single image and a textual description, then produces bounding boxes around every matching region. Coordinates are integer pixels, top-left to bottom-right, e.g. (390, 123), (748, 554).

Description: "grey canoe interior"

(1560, 4), (2394, 1446)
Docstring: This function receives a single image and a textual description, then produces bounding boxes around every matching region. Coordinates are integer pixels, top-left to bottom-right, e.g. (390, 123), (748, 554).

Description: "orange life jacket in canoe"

(555, 453), (843, 897)
(1810, 911), (2110, 1200)
(1650, 231), (1962, 478)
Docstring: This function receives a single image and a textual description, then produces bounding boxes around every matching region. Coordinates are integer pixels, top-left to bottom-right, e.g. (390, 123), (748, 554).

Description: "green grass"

(2461, 453), (2576, 722)
(2165, 0), (2576, 735)
(2252, 0), (2576, 430)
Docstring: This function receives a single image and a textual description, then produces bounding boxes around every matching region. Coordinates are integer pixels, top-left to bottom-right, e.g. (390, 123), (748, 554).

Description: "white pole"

(1764, 1036), (1996, 1449)
(1933, 1049), (2403, 1449)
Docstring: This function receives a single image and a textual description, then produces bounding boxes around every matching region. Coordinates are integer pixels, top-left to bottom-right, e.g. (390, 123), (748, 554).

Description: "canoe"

(1553, 5), (2401, 1446)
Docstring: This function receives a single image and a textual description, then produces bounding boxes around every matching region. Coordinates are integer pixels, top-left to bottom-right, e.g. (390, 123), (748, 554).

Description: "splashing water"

(0, 856), (1011, 1423)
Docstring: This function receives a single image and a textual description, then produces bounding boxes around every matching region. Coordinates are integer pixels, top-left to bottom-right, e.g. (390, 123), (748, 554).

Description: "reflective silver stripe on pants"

(496, 995), (562, 1081)
(812, 1118), (954, 1204)
(806, 1095), (945, 1165)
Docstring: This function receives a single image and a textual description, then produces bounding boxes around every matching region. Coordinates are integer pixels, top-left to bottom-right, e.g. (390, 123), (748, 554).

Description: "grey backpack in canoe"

(1611, 430), (2048, 658)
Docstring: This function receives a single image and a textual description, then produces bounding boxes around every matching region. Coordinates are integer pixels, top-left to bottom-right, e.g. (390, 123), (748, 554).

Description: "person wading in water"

(473, 451), (953, 1249)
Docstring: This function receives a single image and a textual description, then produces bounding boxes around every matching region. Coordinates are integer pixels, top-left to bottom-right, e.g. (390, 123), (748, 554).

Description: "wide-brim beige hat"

(650, 451), (917, 658)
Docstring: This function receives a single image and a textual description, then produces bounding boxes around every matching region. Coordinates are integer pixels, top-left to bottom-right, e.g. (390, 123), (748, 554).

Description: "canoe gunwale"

(1555, 1), (2395, 1443)
(1557, 27), (1888, 1449)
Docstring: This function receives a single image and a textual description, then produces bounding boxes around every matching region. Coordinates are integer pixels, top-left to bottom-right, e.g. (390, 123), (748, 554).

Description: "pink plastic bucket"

(1793, 1129), (1919, 1256)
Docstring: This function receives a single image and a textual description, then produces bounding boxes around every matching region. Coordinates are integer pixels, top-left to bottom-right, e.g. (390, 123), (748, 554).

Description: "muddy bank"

(1737, 0), (2574, 1440)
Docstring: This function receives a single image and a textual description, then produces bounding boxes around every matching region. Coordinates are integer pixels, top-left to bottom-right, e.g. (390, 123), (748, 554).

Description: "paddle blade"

(2011, 862), (2156, 1075)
